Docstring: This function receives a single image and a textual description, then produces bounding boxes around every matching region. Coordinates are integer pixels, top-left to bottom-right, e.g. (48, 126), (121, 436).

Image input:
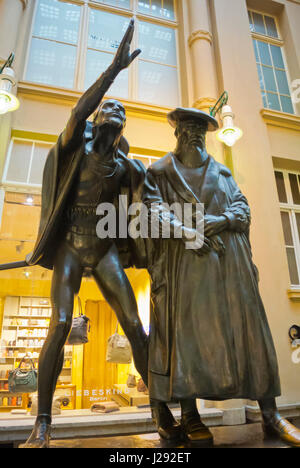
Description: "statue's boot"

(151, 400), (182, 442)
(263, 414), (300, 448)
(19, 416), (51, 449)
(181, 413), (214, 448)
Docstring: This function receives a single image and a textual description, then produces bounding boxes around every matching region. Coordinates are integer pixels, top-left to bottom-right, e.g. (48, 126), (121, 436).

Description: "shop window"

(25, 0), (179, 107)
(2, 139), (52, 189)
(248, 10), (294, 114)
(275, 170), (300, 286)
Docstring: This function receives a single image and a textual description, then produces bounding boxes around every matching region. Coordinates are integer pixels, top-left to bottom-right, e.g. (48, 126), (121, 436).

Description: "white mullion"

(290, 210), (300, 285)
(26, 143), (36, 185)
(2, 140), (14, 184)
(283, 170), (294, 206)
(77, 2), (89, 90)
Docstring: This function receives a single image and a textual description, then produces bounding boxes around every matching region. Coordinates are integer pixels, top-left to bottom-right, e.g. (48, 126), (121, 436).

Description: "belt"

(67, 225), (98, 236)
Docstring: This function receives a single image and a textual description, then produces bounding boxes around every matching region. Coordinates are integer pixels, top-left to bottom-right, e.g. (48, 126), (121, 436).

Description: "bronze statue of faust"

(142, 107), (300, 448)
(19, 19), (175, 449)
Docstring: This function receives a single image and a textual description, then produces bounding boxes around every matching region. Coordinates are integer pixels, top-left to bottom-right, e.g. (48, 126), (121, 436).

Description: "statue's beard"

(178, 131), (206, 149)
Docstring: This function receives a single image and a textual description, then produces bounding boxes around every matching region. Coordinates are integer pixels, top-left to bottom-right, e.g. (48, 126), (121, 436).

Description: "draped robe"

(143, 153), (281, 402)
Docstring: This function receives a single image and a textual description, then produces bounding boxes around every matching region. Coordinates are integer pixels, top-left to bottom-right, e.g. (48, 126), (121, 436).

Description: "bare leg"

(92, 243), (148, 384)
(20, 244), (83, 448)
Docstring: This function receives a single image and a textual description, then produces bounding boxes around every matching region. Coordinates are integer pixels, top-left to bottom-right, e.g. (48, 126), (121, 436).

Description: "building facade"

(0, 0), (299, 424)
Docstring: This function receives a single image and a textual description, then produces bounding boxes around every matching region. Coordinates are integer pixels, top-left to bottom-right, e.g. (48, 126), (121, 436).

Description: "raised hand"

(113, 19), (141, 71)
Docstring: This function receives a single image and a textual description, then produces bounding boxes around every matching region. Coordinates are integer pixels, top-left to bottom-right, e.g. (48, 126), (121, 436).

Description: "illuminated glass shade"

(0, 68), (20, 115)
(0, 91), (19, 115)
(216, 105), (243, 147)
(217, 127), (243, 147)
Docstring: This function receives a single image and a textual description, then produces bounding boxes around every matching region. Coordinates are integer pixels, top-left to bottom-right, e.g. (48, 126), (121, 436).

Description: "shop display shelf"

(7, 315), (51, 319)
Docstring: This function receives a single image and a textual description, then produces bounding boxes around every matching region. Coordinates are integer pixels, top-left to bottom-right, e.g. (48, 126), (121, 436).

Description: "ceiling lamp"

(0, 54), (20, 115)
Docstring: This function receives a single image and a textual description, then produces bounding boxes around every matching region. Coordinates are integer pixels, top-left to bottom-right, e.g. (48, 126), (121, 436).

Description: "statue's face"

(176, 119), (207, 147)
(94, 99), (126, 131)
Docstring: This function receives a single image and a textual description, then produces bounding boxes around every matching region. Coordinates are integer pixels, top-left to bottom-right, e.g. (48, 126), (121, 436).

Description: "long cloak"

(143, 153), (281, 402)
(26, 121), (147, 270)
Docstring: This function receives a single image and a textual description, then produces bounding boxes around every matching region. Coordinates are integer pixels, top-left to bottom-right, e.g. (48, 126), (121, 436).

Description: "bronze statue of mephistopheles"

(143, 107), (300, 448)
(16, 19), (174, 449)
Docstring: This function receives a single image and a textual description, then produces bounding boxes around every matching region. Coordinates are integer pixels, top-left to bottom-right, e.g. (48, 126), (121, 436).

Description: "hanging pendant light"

(210, 92), (243, 147)
(216, 104), (243, 147)
(0, 66), (20, 115)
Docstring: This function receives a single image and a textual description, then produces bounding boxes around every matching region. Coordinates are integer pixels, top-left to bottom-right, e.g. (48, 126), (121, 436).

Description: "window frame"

(23, 0), (181, 108)
(2, 137), (53, 193)
(276, 169), (300, 288)
(248, 8), (296, 115)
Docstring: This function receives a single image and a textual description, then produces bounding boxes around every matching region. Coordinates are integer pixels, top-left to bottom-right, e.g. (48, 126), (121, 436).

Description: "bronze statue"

(143, 107), (300, 448)
(19, 19), (159, 449)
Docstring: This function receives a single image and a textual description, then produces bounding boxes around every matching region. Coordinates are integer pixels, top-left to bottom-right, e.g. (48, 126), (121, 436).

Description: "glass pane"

(296, 213), (300, 243)
(253, 40), (259, 62)
(88, 9), (130, 53)
(33, 0), (81, 45)
(253, 12), (266, 35)
(275, 171), (287, 203)
(270, 45), (285, 69)
(266, 92), (280, 110)
(264, 15), (278, 38)
(248, 11), (255, 32)
(93, 0), (131, 8)
(257, 41), (272, 66)
(85, 49), (129, 98)
(280, 95), (294, 114)
(286, 247), (300, 285)
(26, 38), (77, 88)
(261, 91), (268, 108)
(28, 143), (51, 185)
(256, 64), (265, 90)
(289, 173), (300, 205)
(5, 141), (32, 183)
(275, 69), (290, 95)
(139, 21), (177, 66)
(262, 66), (277, 93)
(138, 61), (179, 107)
(281, 211), (294, 246)
(138, 0), (175, 20)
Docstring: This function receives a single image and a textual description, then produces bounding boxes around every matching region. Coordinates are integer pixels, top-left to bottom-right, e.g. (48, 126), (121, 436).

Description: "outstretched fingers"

(121, 18), (135, 48)
(129, 48), (142, 64)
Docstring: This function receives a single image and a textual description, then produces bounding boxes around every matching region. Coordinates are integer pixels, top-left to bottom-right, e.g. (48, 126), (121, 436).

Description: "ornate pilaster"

(187, 0), (218, 113)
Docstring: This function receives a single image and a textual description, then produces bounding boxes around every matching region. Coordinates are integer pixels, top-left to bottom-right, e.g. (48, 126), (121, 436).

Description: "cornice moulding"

(17, 81), (172, 122)
(287, 289), (300, 302)
(261, 108), (300, 131)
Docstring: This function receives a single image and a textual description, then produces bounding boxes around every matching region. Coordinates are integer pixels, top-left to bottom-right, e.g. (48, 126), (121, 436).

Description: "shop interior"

(0, 190), (151, 417)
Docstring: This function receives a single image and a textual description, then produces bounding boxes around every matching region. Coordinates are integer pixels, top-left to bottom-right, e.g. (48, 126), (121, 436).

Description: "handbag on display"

(8, 357), (38, 394)
(67, 297), (91, 346)
(106, 323), (132, 364)
(127, 374), (137, 388)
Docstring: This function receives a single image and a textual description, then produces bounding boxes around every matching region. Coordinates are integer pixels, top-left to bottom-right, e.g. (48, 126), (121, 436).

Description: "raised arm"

(61, 19), (141, 153)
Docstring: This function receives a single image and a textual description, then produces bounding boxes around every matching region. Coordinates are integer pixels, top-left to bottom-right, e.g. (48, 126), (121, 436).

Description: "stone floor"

(49, 421), (300, 449)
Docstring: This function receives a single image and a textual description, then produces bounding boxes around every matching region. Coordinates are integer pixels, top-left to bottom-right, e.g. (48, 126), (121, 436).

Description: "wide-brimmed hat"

(167, 107), (219, 132)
